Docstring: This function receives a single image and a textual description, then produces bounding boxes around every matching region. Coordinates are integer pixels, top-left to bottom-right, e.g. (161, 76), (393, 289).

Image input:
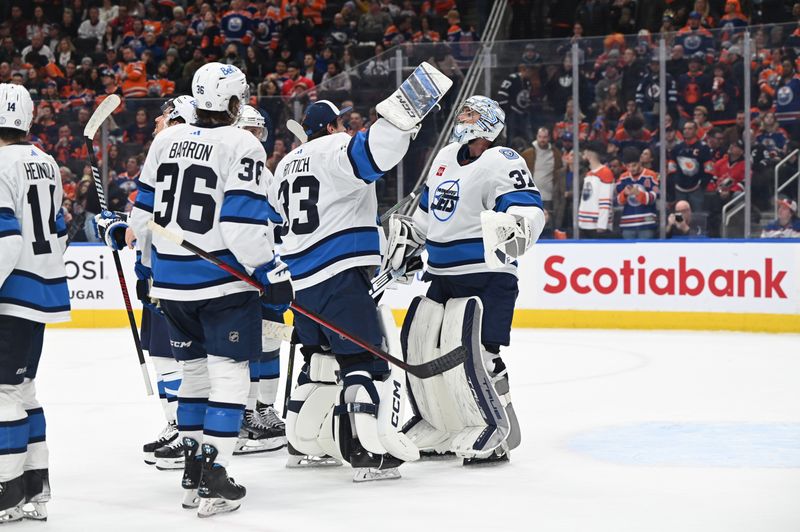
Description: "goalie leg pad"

(401, 297), (460, 453)
(402, 296), (511, 458)
(285, 353), (341, 458)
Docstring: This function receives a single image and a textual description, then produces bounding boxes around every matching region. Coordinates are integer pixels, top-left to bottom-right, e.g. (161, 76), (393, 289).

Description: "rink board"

(53, 241), (800, 332)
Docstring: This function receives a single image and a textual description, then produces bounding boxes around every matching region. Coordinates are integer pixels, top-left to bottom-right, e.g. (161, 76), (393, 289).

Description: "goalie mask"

(236, 104), (268, 142)
(450, 95), (505, 145)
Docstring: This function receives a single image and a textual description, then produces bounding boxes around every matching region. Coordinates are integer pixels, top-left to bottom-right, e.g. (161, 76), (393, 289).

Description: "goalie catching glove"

(382, 214), (425, 282)
(480, 210), (540, 269)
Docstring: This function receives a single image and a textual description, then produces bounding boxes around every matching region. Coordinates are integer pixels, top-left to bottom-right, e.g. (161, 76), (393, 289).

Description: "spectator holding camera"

(667, 200), (704, 238)
(617, 147), (660, 239)
(761, 197), (800, 238)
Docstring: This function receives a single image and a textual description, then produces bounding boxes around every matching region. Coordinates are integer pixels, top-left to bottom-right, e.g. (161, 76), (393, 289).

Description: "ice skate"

(197, 443), (245, 518)
(285, 443), (342, 468)
(143, 421), (178, 465)
(0, 476), (24, 524)
(181, 437), (202, 510)
(255, 402), (288, 449)
(350, 442), (403, 483)
(233, 409), (285, 455)
(21, 469), (49, 521)
(462, 446), (510, 467)
(155, 436), (185, 470)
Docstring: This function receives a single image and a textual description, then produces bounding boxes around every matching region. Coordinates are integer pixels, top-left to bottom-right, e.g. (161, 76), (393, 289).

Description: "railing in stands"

(774, 149), (800, 219)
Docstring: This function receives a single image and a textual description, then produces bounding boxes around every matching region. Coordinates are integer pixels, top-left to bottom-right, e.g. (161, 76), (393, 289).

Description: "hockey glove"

(134, 257), (162, 316)
(93, 210), (129, 251)
(254, 259), (294, 308)
(383, 214), (426, 274)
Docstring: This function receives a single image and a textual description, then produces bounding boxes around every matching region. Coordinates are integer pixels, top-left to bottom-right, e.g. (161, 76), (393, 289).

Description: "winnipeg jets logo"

(431, 179), (460, 222)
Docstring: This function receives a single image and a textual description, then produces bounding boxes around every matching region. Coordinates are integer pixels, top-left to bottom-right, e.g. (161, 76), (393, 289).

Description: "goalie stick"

(147, 221), (465, 379)
(84, 95), (153, 396)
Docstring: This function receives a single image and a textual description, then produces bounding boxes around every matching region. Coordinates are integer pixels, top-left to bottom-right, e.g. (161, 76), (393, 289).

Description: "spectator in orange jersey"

(119, 46), (147, 98)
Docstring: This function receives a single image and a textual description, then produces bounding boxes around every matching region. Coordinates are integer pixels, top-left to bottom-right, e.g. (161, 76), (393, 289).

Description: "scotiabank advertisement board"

(62, 242), (800, 330)
(380, 241), (800, 321)
(527, 241), (800, 314)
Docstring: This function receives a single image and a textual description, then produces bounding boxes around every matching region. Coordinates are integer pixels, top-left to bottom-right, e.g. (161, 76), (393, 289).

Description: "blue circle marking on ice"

(567, 422), (800, 468)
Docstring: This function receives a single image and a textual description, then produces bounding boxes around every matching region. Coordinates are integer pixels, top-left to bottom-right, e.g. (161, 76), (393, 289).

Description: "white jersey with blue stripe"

(418, 142), (543, 277)
(0, 143), (70, 323)
(130, 122), (277, 302)
(269, 118), (413, 291)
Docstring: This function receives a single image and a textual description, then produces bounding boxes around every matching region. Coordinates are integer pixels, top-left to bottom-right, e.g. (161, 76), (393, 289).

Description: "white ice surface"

(18, 328), (800, 531)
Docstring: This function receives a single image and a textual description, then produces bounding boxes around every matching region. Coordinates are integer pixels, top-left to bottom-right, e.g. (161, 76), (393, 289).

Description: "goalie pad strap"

(333, 402), (378, 416)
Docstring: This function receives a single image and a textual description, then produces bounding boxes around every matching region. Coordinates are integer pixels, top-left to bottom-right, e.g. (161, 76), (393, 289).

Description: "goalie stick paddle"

(148, 221), (466, 379)
(84, 95), (154, 396)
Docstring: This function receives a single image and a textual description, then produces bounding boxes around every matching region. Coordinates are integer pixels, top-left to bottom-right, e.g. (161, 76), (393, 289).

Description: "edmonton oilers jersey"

(130, 123), (277, 302)
(0, 144), (70, 323)
(420, 142), (542, 277)
(270, 119), (414, 291)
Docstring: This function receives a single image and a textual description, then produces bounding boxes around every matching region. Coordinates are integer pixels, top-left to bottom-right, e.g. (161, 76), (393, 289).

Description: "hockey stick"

(369, 255), (423, 300)
(282, 338), (297, 419)
(147, 221), (466, 379)
(379, 183), (426, 224)
(286, 119), (308, 144)
(262, 319), (293, 343)
(84, 94), (154, 396)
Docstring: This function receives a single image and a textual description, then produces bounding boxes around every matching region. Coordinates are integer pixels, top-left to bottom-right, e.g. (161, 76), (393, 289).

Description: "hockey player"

(232, 104), (286, 455)
(270, 67), (451, 480)
(128, 63), (292, 517)
(0, 83), (70, 522)
(95, 95), (198, 470)
(384, 95), (545, 465)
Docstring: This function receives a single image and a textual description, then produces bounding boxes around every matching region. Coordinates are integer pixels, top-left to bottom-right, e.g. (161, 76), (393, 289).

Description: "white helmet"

(0, 83), (34, 133)
(236, 104), (267, 142)
(192, 62), (249, 118)
(450, 95), (505, 144)
(169, 95), (197, 125)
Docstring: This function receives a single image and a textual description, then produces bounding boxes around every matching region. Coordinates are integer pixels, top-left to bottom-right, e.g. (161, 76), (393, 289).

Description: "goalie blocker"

(401, 296), (521, 461)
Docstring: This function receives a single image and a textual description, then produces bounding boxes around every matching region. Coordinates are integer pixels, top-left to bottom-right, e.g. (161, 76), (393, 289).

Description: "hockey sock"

(257, 349), (280, 406)
(246, 359), (259, 411)
(20, 380), (47, 471)
(177, 359), (210, 446)
(0, 385), (28, 483)
(204, 355), (249, 468)
(152, 357), (182, 423)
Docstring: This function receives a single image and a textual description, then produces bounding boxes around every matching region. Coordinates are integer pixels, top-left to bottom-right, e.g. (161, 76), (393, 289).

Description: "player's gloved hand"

(382, 214), (425, 274)
(93, 210), (129, 250)
(134, 257), (162, 315)
(254, 259), (294, 307)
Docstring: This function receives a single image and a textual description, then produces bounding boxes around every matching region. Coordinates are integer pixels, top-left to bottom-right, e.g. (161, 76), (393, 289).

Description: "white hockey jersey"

(577, 164), (615, 231)
(269, 118), (413, 291)
(415, 142), (543, 277)
(0, 143), (70, 323)
(130, 123), (277, 302)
